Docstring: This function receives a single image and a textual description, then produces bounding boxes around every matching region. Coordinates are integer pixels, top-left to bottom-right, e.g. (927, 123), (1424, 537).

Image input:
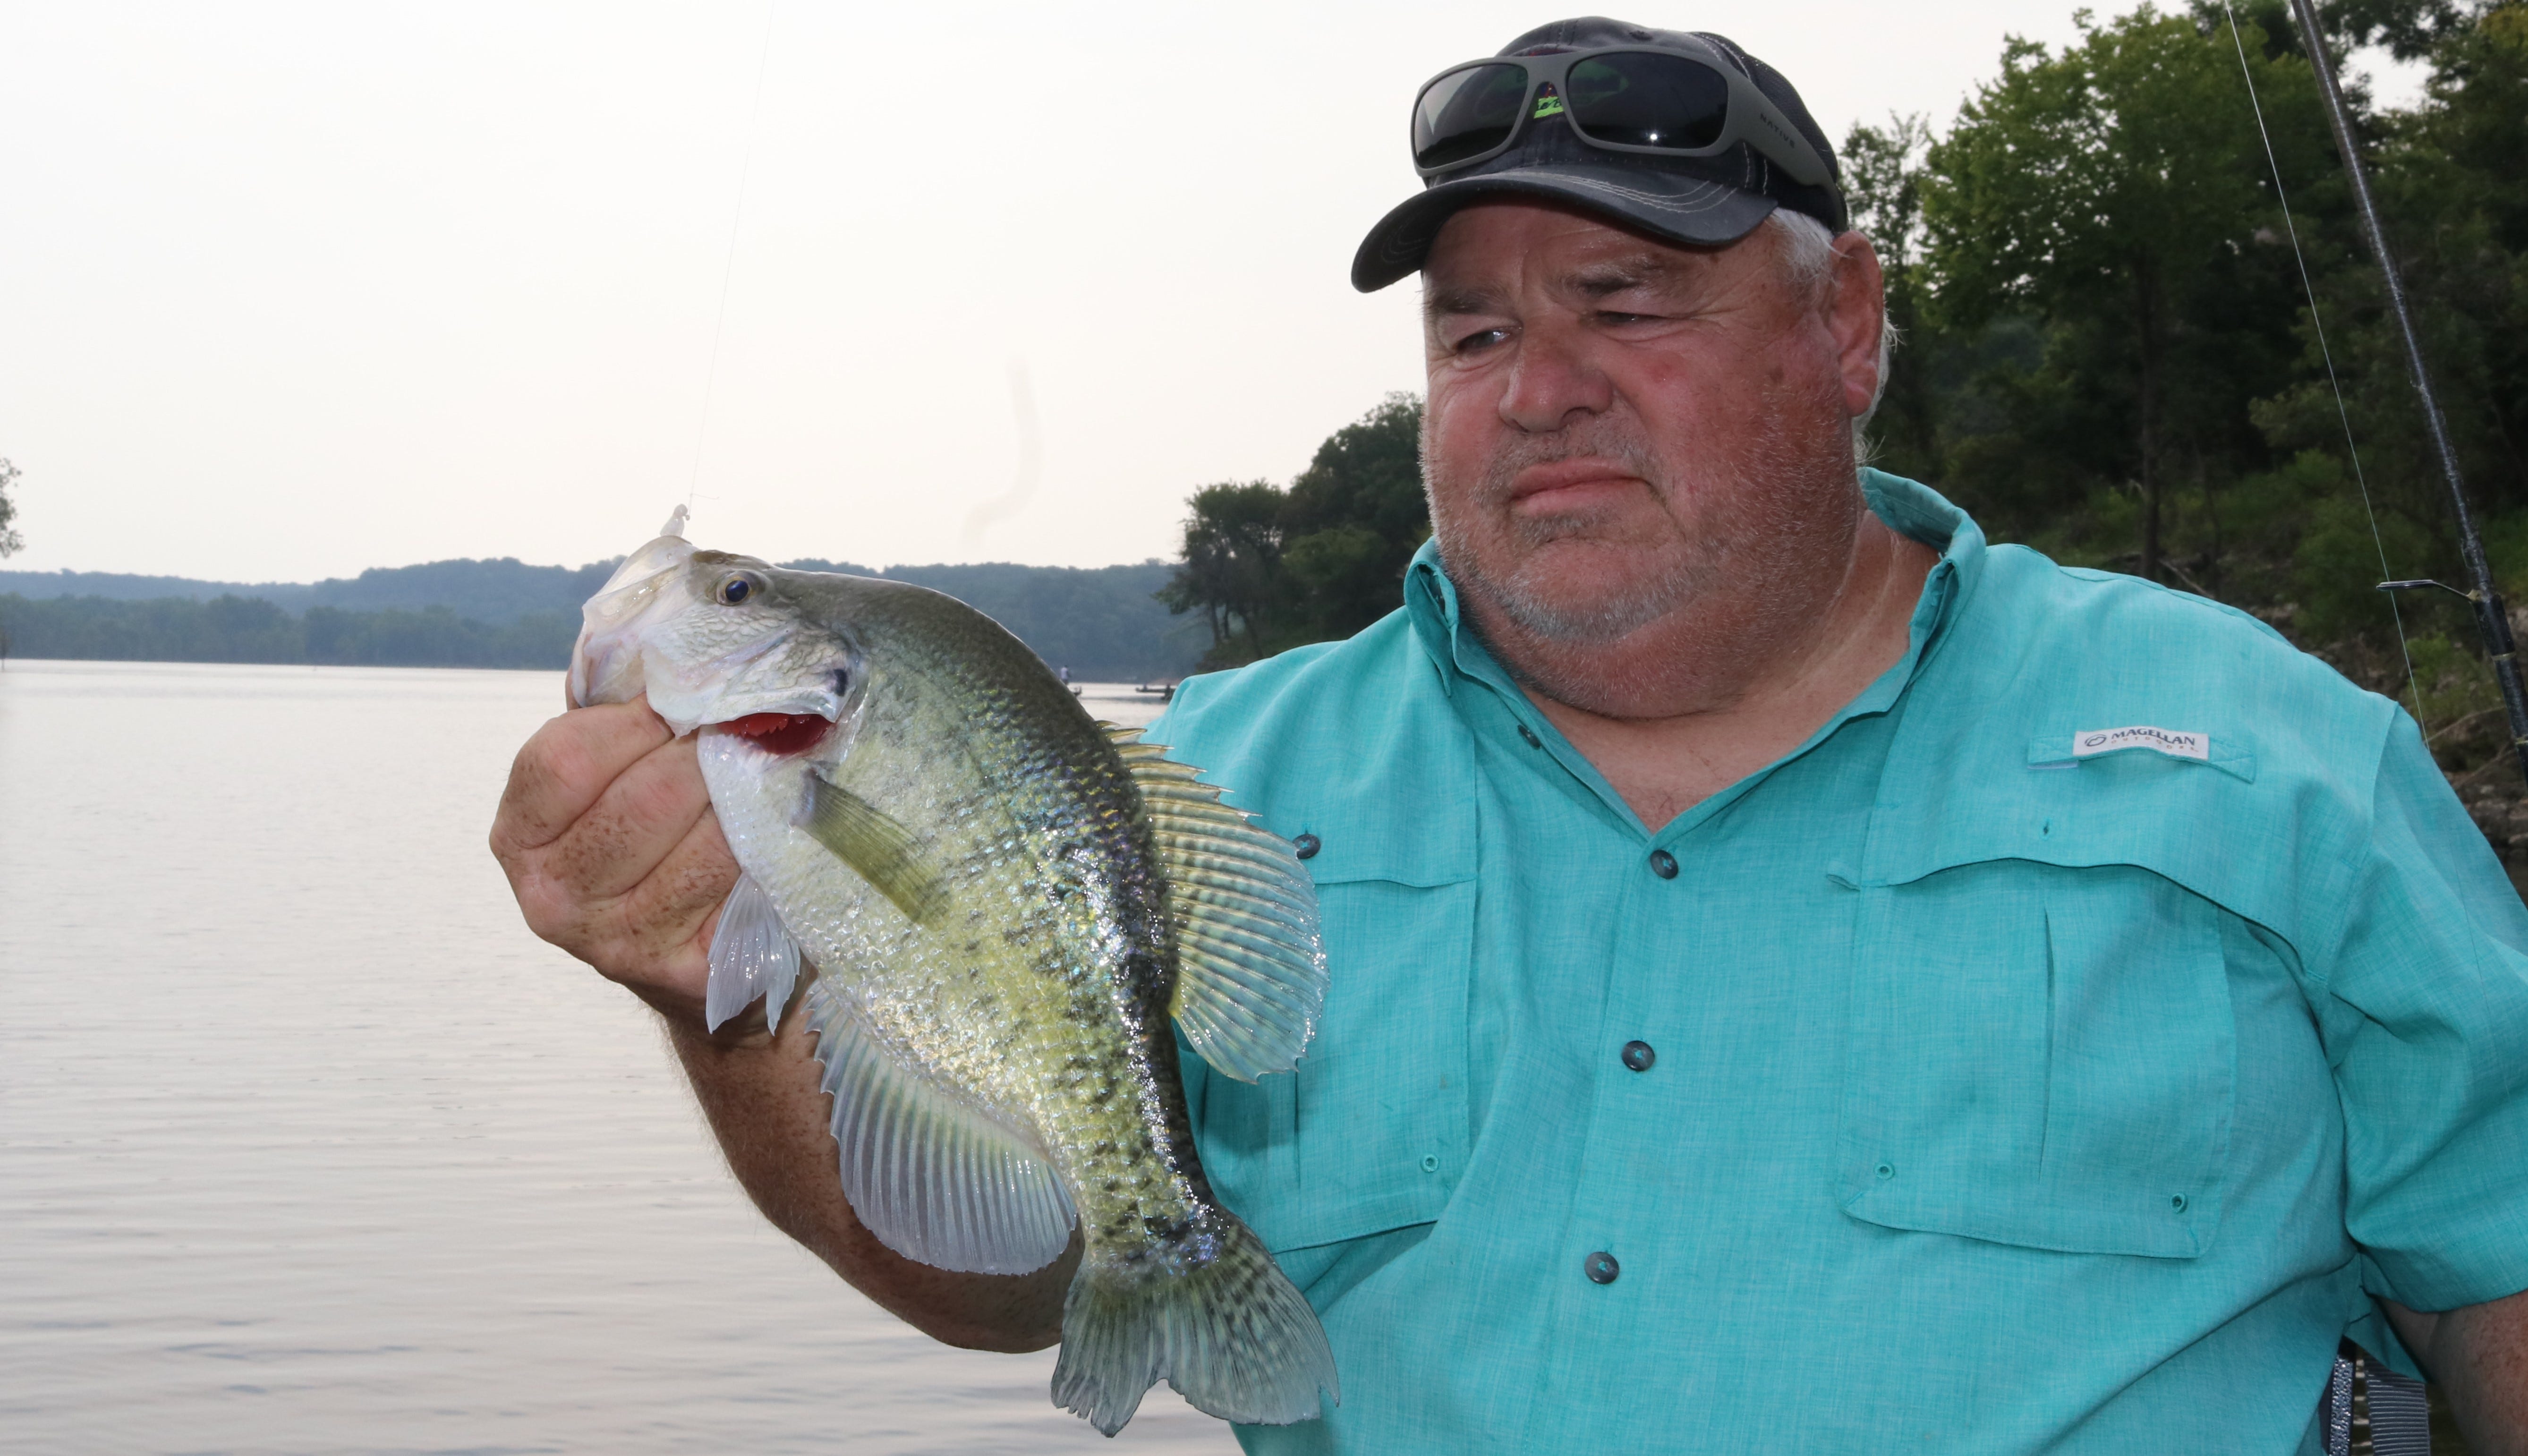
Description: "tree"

(1159, 397), (1430, 669)
(0, 459), (22, 559)
(1277, 393), (1430, 642)
(2267, 0), (2528, 516)
(1921, 6), (2318, 582)
(1158, 482), (1290, 667)
(1842, 114), (1941, 476)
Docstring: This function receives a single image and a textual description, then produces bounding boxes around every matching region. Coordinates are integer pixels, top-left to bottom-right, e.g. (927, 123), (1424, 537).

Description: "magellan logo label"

(2073, 726), (2209, 761)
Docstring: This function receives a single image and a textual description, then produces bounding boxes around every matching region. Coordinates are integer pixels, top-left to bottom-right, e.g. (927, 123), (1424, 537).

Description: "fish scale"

(570, 516), (1336, 1436)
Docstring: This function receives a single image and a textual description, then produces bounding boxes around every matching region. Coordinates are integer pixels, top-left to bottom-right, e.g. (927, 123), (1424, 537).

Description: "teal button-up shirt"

(1152, 472), (2528, 1454)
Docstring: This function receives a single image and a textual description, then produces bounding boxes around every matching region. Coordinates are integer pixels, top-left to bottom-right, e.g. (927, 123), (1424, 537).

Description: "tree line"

(0, 559), (1206, 679)
(0, 594), (584, 669)
(1161, 1), (2528, 779)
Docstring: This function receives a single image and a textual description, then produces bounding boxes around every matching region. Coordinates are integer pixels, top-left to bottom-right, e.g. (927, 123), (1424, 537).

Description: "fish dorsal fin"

(802, 982), (1077, 1275)
(705, 871), (803, 1034)
(1103, 724), (1326, 1082)
(800, 775), (950, 926)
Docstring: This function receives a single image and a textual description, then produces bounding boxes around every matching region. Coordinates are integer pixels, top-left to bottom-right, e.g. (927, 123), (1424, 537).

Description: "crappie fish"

(569, 510), (1336, 1435)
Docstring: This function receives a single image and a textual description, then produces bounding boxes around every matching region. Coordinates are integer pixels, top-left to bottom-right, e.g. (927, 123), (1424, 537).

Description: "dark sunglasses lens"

(1413, 64), (1529, 170)
(1566, 52), (1728, 151)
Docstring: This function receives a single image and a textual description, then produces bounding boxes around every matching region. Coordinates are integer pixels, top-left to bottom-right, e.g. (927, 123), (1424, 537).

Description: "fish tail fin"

(1051, 1211), (1337, 1436)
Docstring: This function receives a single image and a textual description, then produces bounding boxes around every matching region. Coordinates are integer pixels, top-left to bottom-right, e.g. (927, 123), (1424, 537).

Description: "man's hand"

(2386, 1290), (2528, 1455)
(490, 700), (735, 1027)
(486, 698), (1072, 1351)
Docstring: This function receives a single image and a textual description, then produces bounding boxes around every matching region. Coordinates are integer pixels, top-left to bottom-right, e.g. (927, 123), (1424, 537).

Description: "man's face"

(1419, 202), (1883, 681)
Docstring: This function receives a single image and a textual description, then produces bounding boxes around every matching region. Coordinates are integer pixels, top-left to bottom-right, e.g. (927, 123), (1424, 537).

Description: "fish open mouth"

(720, 712), (833, 756)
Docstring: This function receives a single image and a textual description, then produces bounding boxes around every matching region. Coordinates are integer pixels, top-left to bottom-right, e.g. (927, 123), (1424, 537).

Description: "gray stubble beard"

(1421, 400), (1864, 714)
(1424, 417), (1706, 646)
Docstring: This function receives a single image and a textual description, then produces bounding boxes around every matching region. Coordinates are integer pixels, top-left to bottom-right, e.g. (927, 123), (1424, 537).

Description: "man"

(492, 19), (2528, 1452)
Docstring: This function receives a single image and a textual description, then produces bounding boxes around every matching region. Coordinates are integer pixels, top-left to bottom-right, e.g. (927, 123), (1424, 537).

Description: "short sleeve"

(2324, 714), (2528, 1311)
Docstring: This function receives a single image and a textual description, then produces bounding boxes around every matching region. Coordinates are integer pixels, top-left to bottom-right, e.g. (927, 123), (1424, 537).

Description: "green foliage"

(0, 557), (617, 622)
(1156, 482), (1294, 667)
(1843, 113), (1940, 471)
(0, 458), (22, 559)
(1915, 6), (2324, 580)
(1829, 0), (2528, 778)
(0, 593), (579, 668)
(303, 557), (620, 624)
(1161, 395), (1428, 668)
(1280, 394), (1431, 639)
(0, 560), (1203, 679)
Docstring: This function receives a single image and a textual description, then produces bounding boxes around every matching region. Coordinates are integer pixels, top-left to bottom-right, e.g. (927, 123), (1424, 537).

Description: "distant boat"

(1133, 681), (1178, 703)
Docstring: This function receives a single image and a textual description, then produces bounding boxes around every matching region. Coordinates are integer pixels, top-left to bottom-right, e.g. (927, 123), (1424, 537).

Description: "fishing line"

(688, 1), (779, 509)
(2219, 0), (2428, 733)
(961, 361), (1043, 548)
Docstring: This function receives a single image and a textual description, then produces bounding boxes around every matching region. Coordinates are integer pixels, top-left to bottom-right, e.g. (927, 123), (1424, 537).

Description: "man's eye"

(1452, 326), (1511, 353)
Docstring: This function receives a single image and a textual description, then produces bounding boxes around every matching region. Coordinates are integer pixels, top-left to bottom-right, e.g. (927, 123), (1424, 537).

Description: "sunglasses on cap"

(1411, 41), (1836, 190)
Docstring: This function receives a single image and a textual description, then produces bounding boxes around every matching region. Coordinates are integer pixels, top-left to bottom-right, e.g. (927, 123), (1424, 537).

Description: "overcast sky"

(0, 2), (2417, 582)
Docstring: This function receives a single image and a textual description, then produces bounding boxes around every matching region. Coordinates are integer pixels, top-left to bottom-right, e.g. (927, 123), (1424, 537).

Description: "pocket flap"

(1839, 860), (2234, 1259)
(1192, 877), (1473, 1253)
(1862, 729), (2288, 937)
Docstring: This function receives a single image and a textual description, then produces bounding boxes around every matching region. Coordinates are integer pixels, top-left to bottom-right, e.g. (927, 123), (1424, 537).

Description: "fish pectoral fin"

(705, 871), (804, 1034)
(802, 983), (1076, 1276)
(800, 775), (950, 926)
(1112, 729), (1328, 1084)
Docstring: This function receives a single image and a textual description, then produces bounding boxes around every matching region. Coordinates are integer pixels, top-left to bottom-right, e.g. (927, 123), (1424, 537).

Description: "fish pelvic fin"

(802, 983), (1076, 1275)
(1104, 725), (1327, 1083)
(705, 871), (803, 1034)
(800, 775), (950, 927)
(1052, 1208), (1338, 1435)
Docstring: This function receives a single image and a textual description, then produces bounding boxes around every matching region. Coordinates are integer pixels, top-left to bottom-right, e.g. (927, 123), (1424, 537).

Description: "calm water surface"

(0, 660), (1229, 1455)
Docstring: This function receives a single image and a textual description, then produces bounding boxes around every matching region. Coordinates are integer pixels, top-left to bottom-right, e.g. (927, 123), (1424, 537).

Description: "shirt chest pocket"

(1838, 856), (2236, 1258)
(1193, 849), (1474, 1256)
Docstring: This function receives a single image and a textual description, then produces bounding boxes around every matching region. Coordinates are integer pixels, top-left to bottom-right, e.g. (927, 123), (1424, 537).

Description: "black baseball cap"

(1352, 17), (1846, 292)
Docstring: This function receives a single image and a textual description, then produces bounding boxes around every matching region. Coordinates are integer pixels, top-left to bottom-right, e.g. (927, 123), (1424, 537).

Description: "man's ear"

(1825, 232), (1887, 422)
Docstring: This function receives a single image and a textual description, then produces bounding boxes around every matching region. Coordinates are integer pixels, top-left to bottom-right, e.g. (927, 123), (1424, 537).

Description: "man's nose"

(1498, 327), (1612, 433)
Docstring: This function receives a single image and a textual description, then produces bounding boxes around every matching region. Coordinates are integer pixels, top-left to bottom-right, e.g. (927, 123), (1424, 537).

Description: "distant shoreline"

(0, 555), (1206, 681)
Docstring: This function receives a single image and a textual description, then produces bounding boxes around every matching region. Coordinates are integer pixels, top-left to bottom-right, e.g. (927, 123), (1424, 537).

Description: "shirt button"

(1621, 1040), (1656, 1072)
(1648, 849), (1678, 879)
(1292, 834), (1321, 860)
(1517, 723), (1542, 748)
(1584, 1251), (1620, 1285)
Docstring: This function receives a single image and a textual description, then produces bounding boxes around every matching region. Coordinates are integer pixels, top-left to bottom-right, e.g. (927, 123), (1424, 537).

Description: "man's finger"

(619, 809), (741, 944)
(540, 732), (715, 903)
(494, 702), (676, 855)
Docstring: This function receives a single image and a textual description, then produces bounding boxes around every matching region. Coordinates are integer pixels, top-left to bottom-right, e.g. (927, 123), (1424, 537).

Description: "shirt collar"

(1403, 469), (1986, 828)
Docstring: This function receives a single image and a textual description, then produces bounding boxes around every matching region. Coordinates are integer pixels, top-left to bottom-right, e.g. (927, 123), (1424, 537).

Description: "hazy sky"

(0, 2), (2413, 581)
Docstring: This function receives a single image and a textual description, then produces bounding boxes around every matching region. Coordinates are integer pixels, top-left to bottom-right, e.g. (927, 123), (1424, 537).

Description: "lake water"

(0, 660), (1230, 1456)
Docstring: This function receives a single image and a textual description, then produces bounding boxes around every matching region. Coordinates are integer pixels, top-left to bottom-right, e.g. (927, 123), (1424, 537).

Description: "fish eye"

(716, 572), (763, 606)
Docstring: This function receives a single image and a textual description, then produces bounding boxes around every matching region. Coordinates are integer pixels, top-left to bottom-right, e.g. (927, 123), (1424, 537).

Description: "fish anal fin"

(801, 776), (950, 926)
(1113, 731), (1326, 1083)
(802, 984), (1076, 1276)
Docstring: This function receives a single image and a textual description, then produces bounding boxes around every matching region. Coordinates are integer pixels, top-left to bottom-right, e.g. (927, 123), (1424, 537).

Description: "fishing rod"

(2281, 0), (2528, 782)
